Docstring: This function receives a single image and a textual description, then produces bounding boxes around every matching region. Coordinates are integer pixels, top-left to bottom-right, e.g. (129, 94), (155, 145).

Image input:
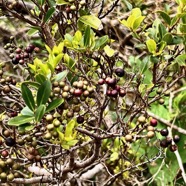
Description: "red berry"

(1, 150), (9, 157)
(74, 89), (83, 97)
(150, 118), (157, 127)
(119, 89), (126, 97)
(98, 78), (105, 85)
(111, 89), (118, 97)
(107, 78), (117, 87)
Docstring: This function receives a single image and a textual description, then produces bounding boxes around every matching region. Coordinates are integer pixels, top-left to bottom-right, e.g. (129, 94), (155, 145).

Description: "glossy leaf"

(21, 84), (35, 111)
(104, 45), (115, 57)
(18, 123), (35, 131)
(65, 119), (76, 137)
(35, 74), (46, 84)
(175, 54), (186, 66)
(84, 25), (91, 47)
(157, 11), (171, 25)
(94, 35), (109, 49)
(35, 104), (46, 122)
(45, 98), (64, 113)
(44, 7), (55, 23)
(53, 70), (68, 82)
(132, 16), (145, 30)
(146, 39), (157, 54)
(8, 115), (34, 126)
(36, 80), (52, 106)
(79, 15), (102, 30)
(21, 107), (34, 116)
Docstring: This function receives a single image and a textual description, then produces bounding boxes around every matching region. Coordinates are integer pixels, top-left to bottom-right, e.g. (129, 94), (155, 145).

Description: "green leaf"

(123, 0), (132, 10)
(22, 81), (40, 88)
(132, 16), (145, 30)
(65, 119), (76, 138)
(56, 0), (70, 5)
(157, 11), (171, 25)
(35, 104), (46, 122)
(110, 152), (119, 161)
(84, 25), (91, 47)
(46, 98), (64, 113)
(21, 84), (35, 111)
(18, 123), (35, 131)
(35, 74), (46, 84)
(67, 140), (78, 146)
(158, 23), (167, 40)
(36, 80), (52, 106)
(38, 0), (45, 5)
(44, 7), (55, 23)
(53, 70), (68, 82)
(146, 39), (157, 54)
(162, 33), (173, 45)
(21, 107), (34, 116)
(175, 54), (186, 66)
(104, 45), (115, 57)
(79, 15), (102, 30)
(8, 115), (34, 126)
(94, 35), (109, 49)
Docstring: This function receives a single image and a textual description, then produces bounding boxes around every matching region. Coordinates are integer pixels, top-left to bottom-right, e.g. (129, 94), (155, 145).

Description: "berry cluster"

(4, 37), (40, 65)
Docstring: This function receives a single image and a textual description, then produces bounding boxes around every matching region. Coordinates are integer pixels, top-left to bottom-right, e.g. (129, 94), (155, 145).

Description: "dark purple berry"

(166, 136), (172, 145)
(115, 68), (124, 77)
(173, 135), (180, 143)
(98, 79), (105, 85)
(169, 144), (177, 152)
(119, 89), (126, 97)
(77, 116), (84, 124)
(12, 58), (19, 64)
(160, 139), (169, 148)
(107, 78), (117, 87)
(5, 137), (16, 147)
(160, 129), (169, 136)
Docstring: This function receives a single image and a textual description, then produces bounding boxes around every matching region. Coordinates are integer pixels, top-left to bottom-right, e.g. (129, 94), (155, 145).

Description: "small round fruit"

(73, 105), (80, 112)
(0, 172), (7, 180)
(106, 89), (112, 96)
(27, 154), (34, 161)
(74, 89), (83, 97)
(147, 126), (154, 131)
(160, 139), (169, 148)
(62, 91), (68, 98)
(54, 87), (61, 94)
(83, 90), (90, 97)
(115, 68), (125, 77)
(169, 144), (177, 152)
(77, 116), (84, 124)
(125, 134), (133, 142)
(107, 78), (117, 87)
(147, 131), (155, 138)
(3, 130), (11, 137)
(166, 137), (172, 145)
(7, 173), (14, 181)
(47, 124), (54, 131)
(119, 89), (126, 97)
(1, 150), (9, 157)
(111, 89), (118, 97)
(159, 98), (165, 105)
(173, 135), (180, 143)
(12, 163), (20, 170)
(98, 78), (105, 85)
(5, 137), (16, 147)
(70, 5), (76, 10)
(138, 116), (146, 123)
(53, 120), (61, 127)
(45, 114), (53, 122)
(35, 155), (41, 162)
(0, 161), (5, 168)
(6, 158), (13, 166)
(156, 88), (163, 94)
(77, 81), (84, 88)
(3, 85), (11, 93)
(63, 85), (70, 92)
(160, 129), (169, 136)
(72, 81), (78, 87)
(44, 132), (52, 140)
(59, 81), (65, 88)
(66, 111), (74, 118)
(150, 118), (157, 127)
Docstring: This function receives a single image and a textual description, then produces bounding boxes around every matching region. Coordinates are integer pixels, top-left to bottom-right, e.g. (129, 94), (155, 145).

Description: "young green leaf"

(53, 70), (68, 82)
(36, 80), (52, 106)
(84, 25), (91, 47)
(8, 115), (34, 126)
(79, 15), (102, 30)
(157, 11), (171, 25)
(21, 107), (34, 116)
(45, 98), (64, 113)
(175, 54), (186, 66)
(65, 119), (76, 138)
(21, 84), (35, 111)
(44, 7), (55, 23)
(146, 39), (157, 54)
(35, 104), (46, 122)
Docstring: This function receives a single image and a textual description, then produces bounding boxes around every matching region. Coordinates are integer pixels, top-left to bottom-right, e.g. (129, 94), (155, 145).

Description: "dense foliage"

(0, 0), (186, 185)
